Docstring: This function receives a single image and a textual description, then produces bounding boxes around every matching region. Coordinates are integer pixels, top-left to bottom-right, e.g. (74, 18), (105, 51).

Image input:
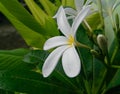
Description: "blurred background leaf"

(62, 0), (75, 8)
(39, 0), (58, 16)
(0, 0), (59, 49)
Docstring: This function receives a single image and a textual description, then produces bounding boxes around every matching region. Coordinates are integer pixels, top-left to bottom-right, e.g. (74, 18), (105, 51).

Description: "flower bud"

(97, 34), (108, 55)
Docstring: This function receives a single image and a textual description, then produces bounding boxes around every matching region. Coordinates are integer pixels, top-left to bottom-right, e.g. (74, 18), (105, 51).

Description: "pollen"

(68, 35), (74, 45)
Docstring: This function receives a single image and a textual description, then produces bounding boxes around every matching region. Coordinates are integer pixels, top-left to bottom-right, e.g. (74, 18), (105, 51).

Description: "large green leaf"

(0, 69), (75, 94)
(0, 49), (34, 70)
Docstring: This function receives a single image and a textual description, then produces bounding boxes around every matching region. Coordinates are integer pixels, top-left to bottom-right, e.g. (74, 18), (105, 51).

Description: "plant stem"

(111, 65), (120, 69)
(76, 41), (91, 50)
(110, 45), (119, 63)
(83, 20), (93, 33)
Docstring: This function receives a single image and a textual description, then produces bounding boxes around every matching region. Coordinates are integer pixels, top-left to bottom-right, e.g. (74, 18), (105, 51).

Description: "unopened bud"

(97, 34), (108, 55)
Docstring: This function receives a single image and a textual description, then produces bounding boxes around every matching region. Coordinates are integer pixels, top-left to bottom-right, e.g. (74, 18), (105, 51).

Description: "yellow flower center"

(68, 35), (74, 45)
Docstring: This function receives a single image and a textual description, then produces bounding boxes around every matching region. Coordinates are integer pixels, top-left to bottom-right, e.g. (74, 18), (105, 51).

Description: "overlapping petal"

(64, 8), (77, 16)
(55, 6), (71, 38)
(71, 5), (91, 36)
(62, 46), (81, 78)
(42, 46), (69, 77)
(75, 0), (84, 11)
(44, 36), (68, 50)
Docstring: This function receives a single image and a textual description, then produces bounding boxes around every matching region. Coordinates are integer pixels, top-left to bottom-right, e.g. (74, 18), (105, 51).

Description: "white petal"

(54, 6), (71, 37)
(72, 5), (91, 37)
(64, 8), (77, 16)
(75, 0), (84, 11)
(62, 46), (81, 78)
(42, 46), (69, 77)
(44, 36), (68, 50)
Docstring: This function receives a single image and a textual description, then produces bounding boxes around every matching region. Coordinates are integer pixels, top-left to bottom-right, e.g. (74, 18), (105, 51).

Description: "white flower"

(64, 0), (94, 20)
(42, 6), (90, 78)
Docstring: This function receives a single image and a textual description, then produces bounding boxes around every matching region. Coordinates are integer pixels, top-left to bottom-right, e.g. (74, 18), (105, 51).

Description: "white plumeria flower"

(64, 0), (94, 20)
(42, 6), (90, 78)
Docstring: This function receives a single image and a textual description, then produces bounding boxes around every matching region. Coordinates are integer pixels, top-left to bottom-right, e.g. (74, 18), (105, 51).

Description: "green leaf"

(62, 0), (75, 8)
(0, 1), (46, 48)
(0, 89), (14, 94)
(24, 0), (59, 36)
(54, 0), (61, 7)
(0, 49), (34, 70)
(76, 26), (93, 93)
(0, 70), (74, 94)
(24, 0), (47, 25)
(39, 0), (58, 16)
(106, 49), (120, 92)
(76, 26), (93, 77)
(23, 50), (49, 64)
(0, 0), (59, 48)
(92, 58), (106, 94)
(106, 69), (120, 91)
(93, 0), (120, 16)
(105, 17), (115, 50)
(0, 0), (44, 35)
(86, 12), (102, 30)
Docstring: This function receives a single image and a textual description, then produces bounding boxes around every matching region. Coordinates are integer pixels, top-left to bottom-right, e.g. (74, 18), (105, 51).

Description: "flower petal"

(44, 36), (68, 50)
(42, 46), (69, 77)
(71, 5), (91, 37)
(75, 0), (84, 11)
(64, 8), (77, 16)
(62, 46), (81, 78)
(53, 6), (71, 38)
